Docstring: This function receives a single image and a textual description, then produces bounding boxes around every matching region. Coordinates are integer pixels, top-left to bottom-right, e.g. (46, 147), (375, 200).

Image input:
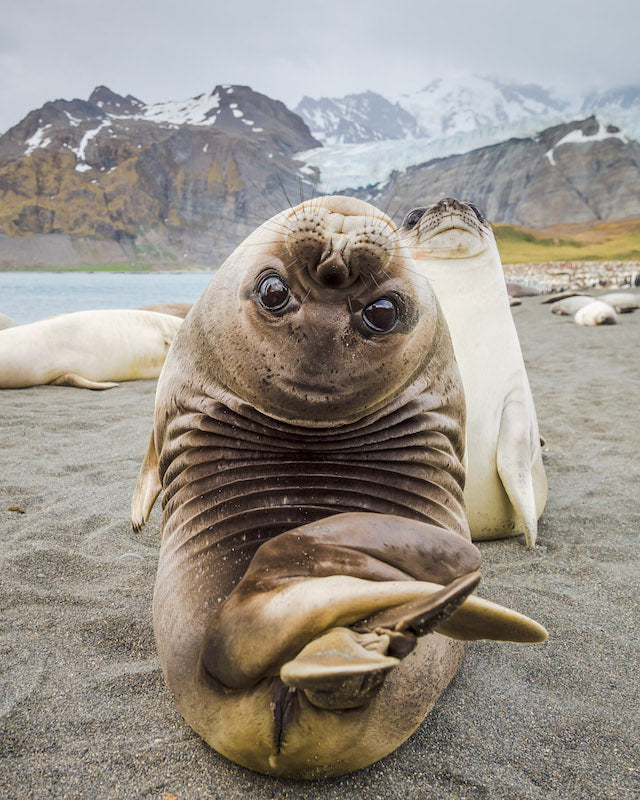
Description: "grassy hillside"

(494, 218), (640, 263)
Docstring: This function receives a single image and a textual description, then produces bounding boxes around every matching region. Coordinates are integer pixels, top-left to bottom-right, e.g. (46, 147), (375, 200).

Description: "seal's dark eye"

(467, 203), (487, 223)
(402, 208), (426, 230)
(258, 275), (290, 312)
(362, 298), (398, 334)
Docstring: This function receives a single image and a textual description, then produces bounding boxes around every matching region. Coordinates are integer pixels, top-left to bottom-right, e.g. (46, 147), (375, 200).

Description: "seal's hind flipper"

(281, 628), (400, 709)
(131, 430), (162, 533)
(50, 373), (119, 390)
(496, 399), (539, 548)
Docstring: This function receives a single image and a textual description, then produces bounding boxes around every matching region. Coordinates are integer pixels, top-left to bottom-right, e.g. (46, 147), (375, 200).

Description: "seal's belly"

(174, 630), (464, 779)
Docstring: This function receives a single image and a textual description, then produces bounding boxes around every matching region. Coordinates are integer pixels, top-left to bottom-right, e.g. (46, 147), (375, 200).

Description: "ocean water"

(0, 271), (215, 324)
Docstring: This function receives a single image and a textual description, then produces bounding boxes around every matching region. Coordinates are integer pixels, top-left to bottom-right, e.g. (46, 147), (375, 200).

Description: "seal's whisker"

(277, 172), (299, 219)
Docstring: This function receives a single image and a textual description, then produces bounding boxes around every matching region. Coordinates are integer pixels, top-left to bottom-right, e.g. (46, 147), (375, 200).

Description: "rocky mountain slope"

(354, 116), (640, 227)
(295, 91), (421, 145)
(1, 79), (639, 268)
(0, 85), (320, 267)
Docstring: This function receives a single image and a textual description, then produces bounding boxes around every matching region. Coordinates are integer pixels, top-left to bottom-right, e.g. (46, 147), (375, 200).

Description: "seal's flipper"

(496, 399), (539, 548)
(362, 571), (481, 639)
(50, 373), (119, 390)
(131, 431), (162, 533)
(437, 594), (547, 643)
(281, 628), (399, 709)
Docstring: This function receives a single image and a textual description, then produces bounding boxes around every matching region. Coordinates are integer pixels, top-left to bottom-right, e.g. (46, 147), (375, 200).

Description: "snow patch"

(24, 125), (52, 155)
(554, 119), (628, 148)
(137, 90), (221, 126)
(231, 108), (243, 118)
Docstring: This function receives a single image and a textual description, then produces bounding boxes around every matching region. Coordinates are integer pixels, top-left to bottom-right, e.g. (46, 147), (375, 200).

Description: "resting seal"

(574, 300), (617, 326)
(131, 196), (546, 778)
(550, 296), (596, 316)
(597, 292), (639, 313)
(399, 198), (547, 547)
(0, 312), (18, 330)
(0, 309), (182, 389)
(138, 303), (193, 318)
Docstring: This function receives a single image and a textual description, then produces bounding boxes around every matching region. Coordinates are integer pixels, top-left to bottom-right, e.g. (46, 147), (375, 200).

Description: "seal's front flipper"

(281, 628), (400, 709)
(280, 573), (482, 710)
(497, 399), (539, 548)
(131, 430), (161, 532)
(362, 571), (482, 641)
(437, 594), (547, 643)
(50, 372), (119, 390)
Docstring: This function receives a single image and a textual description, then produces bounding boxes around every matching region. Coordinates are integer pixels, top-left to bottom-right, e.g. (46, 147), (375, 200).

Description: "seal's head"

(400, 197), (494, 259)
(176, 195), (449, 425)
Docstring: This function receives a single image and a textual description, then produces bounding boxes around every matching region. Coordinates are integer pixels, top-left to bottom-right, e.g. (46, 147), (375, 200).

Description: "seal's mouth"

(419, 217), (482, 241)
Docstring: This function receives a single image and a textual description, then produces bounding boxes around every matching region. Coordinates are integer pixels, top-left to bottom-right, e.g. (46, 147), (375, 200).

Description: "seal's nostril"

(316, 261), (350, 288)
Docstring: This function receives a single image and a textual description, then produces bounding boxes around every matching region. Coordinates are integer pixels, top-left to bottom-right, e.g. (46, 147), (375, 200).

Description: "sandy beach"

(1, 291), (639, 800)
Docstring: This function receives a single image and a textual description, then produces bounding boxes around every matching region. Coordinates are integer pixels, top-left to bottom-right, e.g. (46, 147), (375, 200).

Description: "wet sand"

(1, 292), (639, 799)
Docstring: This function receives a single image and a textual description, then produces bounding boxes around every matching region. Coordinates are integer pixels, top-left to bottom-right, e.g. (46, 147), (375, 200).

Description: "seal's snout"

(283, 203), (397, 293)
(316, 243), (352, 288)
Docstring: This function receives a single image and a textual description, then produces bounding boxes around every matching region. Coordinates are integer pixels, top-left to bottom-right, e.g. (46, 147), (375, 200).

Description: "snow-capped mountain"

(295, 91), (421, 145)
(297, 74), (640, 193)
(0, 85), (320, 266)
(393, 74), (569, 139)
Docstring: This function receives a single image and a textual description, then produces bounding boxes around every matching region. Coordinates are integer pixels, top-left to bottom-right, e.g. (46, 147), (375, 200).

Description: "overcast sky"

(1, 0), (638, 133)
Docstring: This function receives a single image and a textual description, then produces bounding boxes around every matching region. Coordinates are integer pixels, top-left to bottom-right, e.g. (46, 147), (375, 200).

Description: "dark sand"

(1, 292), (639, 800)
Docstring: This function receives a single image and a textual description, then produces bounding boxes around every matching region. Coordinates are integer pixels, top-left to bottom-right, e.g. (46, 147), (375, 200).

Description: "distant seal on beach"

(550, 296), (596, 316)
(574, 300), (618, 326)
(506, 282), (540, 298)
(399, 197), (547, 547)
(138, 303), (193, 318)
(131, 195), (546, 778)
(0, 309), (182, 389)
(597, 292), (639, 313)
(0, 312), (18, 330)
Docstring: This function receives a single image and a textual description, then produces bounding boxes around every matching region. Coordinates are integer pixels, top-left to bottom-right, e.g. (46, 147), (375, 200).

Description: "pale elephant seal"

(138, 303), (193, 318)
(0, 312), (18, 330)
(0, 309), (182, 389)
(131, 196), (546, 779)
(550, 296), (596, 316)
(574, 300), (618, 326)
(399, 198), (547, 547)
(597, 292), (639, 313)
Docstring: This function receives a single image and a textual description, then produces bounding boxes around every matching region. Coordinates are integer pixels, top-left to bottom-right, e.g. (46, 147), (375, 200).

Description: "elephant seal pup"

(0, 312), (18, 330)
(131, 196), (546, 779)
(399, 198), (547, 547)
(598, 292), (639, 313)
(138, 303), (193, 318)
(574, 300), (618, 326)
(0, 309), (182, 389)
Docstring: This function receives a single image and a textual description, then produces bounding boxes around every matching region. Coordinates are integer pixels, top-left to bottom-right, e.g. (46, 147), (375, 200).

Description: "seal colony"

(0, 309), (183, 389)
(132, 196), (546, 778)
(399, 198), (548, 547)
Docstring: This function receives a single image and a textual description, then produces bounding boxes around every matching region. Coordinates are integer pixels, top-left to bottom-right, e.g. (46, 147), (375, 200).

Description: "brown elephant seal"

(131, 196), (546, 779)
(0, 309), (182, 389)
(138, 303), (193, 318)
(398, 198), (547, 547)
